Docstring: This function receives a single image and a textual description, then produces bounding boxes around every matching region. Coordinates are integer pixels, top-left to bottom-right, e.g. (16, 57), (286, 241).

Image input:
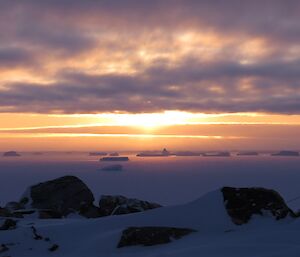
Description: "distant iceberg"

(109, 152), (119, 156)
(137, 148), (170, 157)
(100, 157), (129, 161)
(202, 151), (230, 157)
(3, 151), (21, 157)
(175, 151), (201, 156)
(271, 151), (299, 156)
(32, 152), (43, 155)
(237, 151), (259, 156)
(89, 152), (107, 156)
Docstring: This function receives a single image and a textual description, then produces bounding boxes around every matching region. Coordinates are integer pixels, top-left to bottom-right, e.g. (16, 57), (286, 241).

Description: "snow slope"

(1, 189), (300, 257)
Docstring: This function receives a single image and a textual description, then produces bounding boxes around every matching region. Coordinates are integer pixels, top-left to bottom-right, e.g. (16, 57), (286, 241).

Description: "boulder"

(38, 209), (63, 219)
(0, 207), (23, 218)
(117, 226), (196, 247)
(222, 187), (295, 225)
(99, 195), (162, 216)
(0, 244), (9, 253)
(5, 201), (23, 211)
(49, 244), (59, 252)
(0, 219), (17, 230)
(0, 208), (12, 217)
(12, 209), (35, 216)
(23, 176), (96, 217)
(79, 204), (102, 218)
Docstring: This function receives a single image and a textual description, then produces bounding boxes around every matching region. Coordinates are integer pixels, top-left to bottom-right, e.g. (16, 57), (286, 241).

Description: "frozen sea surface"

(1, 152), (300, 210)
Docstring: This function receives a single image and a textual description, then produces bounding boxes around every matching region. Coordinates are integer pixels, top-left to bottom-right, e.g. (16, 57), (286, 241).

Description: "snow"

(1, 189), (300, 257)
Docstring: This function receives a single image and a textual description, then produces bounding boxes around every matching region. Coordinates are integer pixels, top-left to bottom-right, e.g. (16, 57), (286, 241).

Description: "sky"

(0, 0), (300, 151)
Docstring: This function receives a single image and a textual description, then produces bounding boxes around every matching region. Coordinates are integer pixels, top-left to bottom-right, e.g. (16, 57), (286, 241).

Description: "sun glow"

(104, 111), (198, 130)
(3, 112), (300, 132)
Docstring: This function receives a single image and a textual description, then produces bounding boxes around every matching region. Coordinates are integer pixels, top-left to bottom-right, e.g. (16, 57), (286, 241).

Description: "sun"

(103, 111), (196, 130)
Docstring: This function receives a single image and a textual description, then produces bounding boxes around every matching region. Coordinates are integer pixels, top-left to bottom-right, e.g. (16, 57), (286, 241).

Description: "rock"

(222, 187), (295, 225)
(0, 208), (23, 218)
(0, 244), (9, 253)
(19, 197), (29, 206)
(99, 195), (162, 216)
(48, 244), (59, 252)
(12, 209), (35, 216)
(0, 219), (17, 230)
(79, 204), (101, 218)
(5, 201), (23, 211)
(25, 176), (95, 217)
(3, 151), (20, 157)
(0, 208), (12, 217)
(38, 209), (63, 219)
(31, 226), (43, 240)
(117, 226), (196, 247)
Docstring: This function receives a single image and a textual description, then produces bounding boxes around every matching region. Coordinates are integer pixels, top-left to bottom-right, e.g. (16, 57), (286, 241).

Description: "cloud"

(0, 0), (299, 114)
(1, 56), (300, 114)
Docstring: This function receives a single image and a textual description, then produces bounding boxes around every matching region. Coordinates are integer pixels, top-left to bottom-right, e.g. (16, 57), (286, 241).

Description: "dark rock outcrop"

(99, 195), (162, 216)
(0, 207), (23, 218)
(12, 209), (35, 216)
(0, 244), (9, 253)
(5, 201), (23, 211)
(222, 187), (295, 225)
(25, 176), (98, 217)
(0, 208), (13, 218)
(49, 244), (59, 252)
(118, 226), (196, 247)
(38, 209), (63, 219)
(6, 176), (162, 219)
(79, 204), (102, 218)
(31, 226), (43, 240)
(0, 219), (17, 230)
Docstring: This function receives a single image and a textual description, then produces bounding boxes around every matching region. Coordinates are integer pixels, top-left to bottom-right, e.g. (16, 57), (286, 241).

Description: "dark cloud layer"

(1, 58), (300, 114)
(0, 0), (299, 114)
(0, 47), (34, 68)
